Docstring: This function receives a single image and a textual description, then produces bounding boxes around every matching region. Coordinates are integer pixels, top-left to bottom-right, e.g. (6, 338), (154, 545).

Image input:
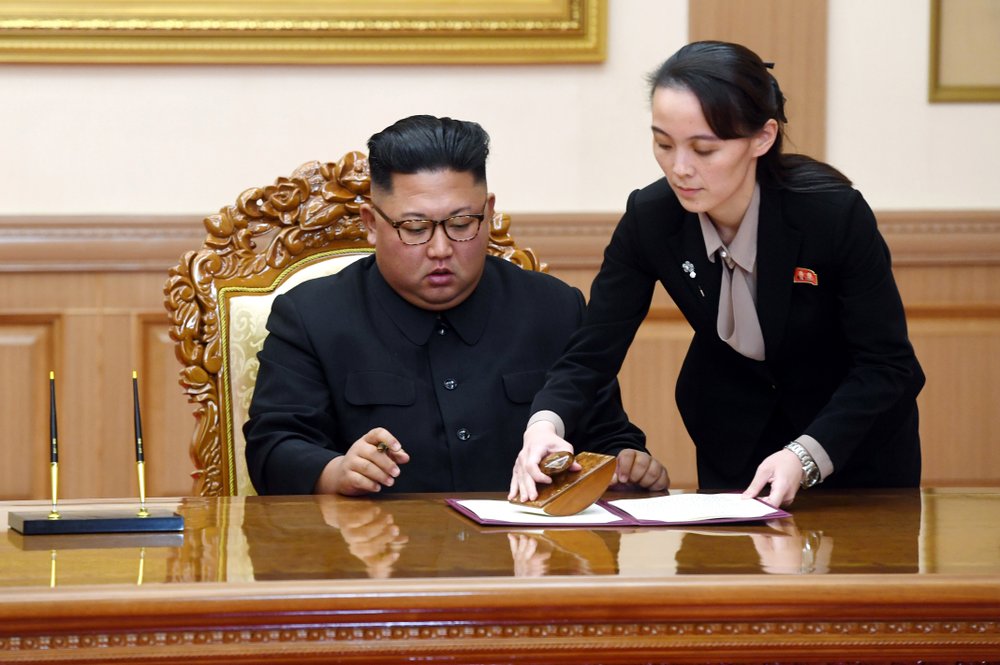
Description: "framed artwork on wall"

(0, 0), (605, 64)
(929, 0), (1000, 102)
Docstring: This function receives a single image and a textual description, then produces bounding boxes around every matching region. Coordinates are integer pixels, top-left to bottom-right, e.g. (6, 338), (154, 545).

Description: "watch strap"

(784, 441), (821, 488)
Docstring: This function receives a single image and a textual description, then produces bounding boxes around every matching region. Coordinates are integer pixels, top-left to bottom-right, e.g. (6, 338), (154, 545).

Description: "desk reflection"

(236, 490), (922, 580)
(507, 530), (618, 576)
(318, 497), (408, 578)
(659, 521), (833, 575)
(242, 495), (620, 580)
(623, 489), (921, 575)
(0, 489), (979, 587)
(748, 520), (831, 574)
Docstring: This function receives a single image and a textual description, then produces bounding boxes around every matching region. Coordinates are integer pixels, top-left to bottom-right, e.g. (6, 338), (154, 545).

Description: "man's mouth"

(427, 268), (453, 285)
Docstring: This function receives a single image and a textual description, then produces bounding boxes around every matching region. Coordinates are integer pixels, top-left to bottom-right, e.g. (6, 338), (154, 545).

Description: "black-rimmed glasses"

(370, 202), (487, 245)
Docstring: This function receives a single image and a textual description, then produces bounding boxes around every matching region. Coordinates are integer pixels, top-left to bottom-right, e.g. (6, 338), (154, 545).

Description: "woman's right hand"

(508, 420), (577, 502)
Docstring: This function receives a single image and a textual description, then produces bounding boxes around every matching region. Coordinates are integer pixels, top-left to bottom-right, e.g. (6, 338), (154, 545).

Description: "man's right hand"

(508, 420), (577, 503)
(314, 427), (410, 495)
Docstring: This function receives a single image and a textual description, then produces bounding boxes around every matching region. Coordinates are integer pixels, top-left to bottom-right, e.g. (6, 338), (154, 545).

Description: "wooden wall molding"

(0, 216), (203, 272)
(2, 211), (1000, 273)
(878, 210), (1000, 266)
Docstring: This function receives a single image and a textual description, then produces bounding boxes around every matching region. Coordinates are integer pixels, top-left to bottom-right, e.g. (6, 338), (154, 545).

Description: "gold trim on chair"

(218, 248), (376, 497)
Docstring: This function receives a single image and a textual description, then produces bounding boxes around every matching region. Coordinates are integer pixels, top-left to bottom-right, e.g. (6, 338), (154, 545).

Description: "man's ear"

(360, 203), (378, 245)
(752, 119), (779, 157)
(485, 192), (497, 226)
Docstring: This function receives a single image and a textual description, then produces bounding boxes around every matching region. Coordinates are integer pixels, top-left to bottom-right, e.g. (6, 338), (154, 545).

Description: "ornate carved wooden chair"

(164, 152), (544, 496)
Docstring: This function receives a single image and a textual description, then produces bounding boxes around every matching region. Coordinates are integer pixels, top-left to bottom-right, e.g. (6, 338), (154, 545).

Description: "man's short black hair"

(367, 115), (490, 192)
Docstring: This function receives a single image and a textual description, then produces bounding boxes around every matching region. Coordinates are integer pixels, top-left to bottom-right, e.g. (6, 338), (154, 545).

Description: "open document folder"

(448, 493), (789, 528)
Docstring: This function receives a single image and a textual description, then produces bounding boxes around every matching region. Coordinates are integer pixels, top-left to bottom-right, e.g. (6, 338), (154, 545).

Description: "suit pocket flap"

(345, 372), (416, 406)
(502, 370), (547, 404)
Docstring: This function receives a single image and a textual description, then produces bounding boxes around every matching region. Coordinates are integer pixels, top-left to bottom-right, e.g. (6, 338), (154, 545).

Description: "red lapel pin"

(793, 267), (818, 286)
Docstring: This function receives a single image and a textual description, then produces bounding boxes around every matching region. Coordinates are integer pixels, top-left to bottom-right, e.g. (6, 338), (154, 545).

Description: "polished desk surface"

(1, 488), (999, 663)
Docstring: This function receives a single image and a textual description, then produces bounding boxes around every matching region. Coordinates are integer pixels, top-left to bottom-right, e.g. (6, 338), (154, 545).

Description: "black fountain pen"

(133, 371), (149, 517)
(48, 371), (60, 520)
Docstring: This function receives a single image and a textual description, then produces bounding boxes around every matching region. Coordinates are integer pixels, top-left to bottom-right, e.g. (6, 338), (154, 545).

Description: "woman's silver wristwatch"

(784, 441), (821, 488)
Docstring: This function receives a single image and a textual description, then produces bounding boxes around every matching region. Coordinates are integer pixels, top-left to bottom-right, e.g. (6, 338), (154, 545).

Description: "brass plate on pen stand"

(510, 452), (616, 516)
(8, 510), (184, 536)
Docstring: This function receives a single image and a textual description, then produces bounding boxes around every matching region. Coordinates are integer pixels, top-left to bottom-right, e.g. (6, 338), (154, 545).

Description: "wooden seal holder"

(510, 451), (616, 516)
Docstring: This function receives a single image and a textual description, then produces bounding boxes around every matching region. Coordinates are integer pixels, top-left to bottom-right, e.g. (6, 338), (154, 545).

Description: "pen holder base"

(8, 510), (184, 535)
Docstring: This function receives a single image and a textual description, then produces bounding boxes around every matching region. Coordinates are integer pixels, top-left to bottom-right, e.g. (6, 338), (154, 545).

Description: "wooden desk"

(1, 489), (998, 663)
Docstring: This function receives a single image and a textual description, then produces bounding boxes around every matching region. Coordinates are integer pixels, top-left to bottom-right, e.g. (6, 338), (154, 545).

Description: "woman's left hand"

(742, 448), (804, 506)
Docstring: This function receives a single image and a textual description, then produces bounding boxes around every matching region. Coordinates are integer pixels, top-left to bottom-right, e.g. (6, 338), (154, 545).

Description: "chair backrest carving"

(164, 152), (544, 496)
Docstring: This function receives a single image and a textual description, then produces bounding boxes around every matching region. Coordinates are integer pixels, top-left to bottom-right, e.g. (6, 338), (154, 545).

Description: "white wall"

(1, 0), (996, 216)
(0, 0), (680, 216)
(827, 0), (1000, 210)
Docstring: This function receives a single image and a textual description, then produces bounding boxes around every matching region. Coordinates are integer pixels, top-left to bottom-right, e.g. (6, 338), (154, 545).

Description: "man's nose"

(425, 223), (453, 256)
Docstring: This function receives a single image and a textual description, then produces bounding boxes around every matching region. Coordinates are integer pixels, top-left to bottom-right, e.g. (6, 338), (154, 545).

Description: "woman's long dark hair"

(648, 41), (851, 192)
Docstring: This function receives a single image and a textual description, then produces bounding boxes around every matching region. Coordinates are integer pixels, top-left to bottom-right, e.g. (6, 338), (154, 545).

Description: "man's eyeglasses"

(370, 202), (487, 245)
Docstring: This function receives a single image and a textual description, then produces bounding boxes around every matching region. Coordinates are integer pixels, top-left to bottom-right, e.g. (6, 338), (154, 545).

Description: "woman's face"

(650, 85), (775, 229)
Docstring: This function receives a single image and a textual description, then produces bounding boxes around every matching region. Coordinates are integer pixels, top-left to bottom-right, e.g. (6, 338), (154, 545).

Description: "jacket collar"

(369, 257), (494, 347)
(664, 184), (800, 359)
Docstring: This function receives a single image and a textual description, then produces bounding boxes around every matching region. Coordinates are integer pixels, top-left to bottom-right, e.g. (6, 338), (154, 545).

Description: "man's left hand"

(608, 449), (670, 491)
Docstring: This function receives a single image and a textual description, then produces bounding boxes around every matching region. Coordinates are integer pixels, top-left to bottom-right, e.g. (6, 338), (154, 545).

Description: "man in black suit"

(244, 115), (669, 496)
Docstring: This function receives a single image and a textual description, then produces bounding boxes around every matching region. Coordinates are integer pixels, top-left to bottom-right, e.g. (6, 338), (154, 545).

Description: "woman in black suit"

(510, 41), (924, 507)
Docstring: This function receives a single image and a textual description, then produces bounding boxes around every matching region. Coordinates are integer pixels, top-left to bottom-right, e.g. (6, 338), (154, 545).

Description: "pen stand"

(511, 451), (616, 516)
(8, 510), (184, 536)
(12, 370), (185, 536)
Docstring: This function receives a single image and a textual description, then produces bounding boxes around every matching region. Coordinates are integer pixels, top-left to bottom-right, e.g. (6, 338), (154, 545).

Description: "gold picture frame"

(0, 0), (606, 64)
(929, 0), (1000, 102)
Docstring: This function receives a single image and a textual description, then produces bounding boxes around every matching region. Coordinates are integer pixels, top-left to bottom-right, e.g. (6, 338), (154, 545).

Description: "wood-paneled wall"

(689, 0), (828, 160)
(1, 211), (998, 499)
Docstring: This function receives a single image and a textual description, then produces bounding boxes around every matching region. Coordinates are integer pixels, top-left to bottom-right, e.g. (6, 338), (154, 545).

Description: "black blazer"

(244, 255), (645, 495)
(532, 179), (924, 488)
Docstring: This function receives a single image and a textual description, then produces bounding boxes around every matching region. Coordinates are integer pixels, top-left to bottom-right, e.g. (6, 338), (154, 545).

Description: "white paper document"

(448, 493), (787, 527)
(607, 493), (780, 523)
(453, 499), (626, 525)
